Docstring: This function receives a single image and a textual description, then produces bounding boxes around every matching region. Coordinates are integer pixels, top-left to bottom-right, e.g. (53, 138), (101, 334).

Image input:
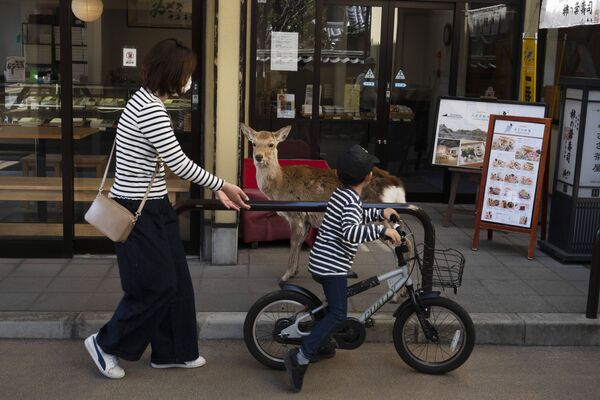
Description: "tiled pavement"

(0, 203), (594, 315)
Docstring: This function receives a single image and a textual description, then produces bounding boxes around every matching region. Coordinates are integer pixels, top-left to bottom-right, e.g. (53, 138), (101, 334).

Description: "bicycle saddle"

(347, 271), (358, 279)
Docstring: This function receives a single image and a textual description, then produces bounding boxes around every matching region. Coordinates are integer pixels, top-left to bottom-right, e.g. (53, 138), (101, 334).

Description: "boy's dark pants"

(96, 197), (199, 364)
(300, 274), (348, 360)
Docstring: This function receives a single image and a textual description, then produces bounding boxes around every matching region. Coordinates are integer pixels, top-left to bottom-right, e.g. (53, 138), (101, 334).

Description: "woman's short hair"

(140, 39), (196, 97)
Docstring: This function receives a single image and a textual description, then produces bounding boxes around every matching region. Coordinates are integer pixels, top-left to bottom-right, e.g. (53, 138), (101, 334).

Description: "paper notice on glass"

(271, 32), (298, 71)
(277, 93), (295, 118)
(123, 47), (137, 68)
(5, 56), (26, 82)
(344, 84), (360, 113)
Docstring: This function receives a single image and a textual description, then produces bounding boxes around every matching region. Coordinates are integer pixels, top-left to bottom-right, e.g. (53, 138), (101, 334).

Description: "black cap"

(337, 145), (380, 185)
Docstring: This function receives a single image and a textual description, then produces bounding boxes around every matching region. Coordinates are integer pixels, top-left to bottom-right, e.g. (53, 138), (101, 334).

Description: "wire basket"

(414, 244), (465, 293)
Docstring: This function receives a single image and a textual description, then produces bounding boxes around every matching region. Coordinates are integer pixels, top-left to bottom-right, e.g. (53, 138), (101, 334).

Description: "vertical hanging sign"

(520, 35), (537, 103)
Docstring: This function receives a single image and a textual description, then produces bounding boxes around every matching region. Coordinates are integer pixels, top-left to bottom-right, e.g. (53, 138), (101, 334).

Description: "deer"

(241, 123), (411, 292)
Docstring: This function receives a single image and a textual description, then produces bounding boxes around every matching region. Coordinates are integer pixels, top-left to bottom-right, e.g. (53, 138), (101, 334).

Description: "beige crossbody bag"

(84, 139), (161, 242)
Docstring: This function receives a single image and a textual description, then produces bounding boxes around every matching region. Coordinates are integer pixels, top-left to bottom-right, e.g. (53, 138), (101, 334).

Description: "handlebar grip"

(390, 214), (400, 223)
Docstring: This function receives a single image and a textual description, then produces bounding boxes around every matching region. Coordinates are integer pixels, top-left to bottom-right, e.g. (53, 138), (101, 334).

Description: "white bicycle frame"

(278, 262), (413, 340)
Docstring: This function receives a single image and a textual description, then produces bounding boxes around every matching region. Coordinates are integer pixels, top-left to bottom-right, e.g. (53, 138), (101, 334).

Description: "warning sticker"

(395, 69), (405, 80)
(365, 68), (375, 79)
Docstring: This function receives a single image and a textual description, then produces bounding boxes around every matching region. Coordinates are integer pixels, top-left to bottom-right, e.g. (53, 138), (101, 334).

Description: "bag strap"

(134, 159), (162, 220)
(98, 138), (116, 194)
(98, 136), (162, 221)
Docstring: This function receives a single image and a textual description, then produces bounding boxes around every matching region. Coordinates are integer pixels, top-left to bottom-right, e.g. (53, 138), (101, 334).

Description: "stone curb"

(1, 312), (599, 346)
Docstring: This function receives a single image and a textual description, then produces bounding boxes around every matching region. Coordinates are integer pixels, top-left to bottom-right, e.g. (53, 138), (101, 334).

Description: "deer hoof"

(281, 271), (292, 282)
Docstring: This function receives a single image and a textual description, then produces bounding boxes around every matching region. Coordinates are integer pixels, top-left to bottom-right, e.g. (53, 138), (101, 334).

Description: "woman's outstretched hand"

(216, 182), (251, 211)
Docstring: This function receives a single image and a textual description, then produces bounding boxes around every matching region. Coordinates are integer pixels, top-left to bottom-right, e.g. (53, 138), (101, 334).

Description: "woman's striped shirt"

(109, 87), (223, 199)
(308, 186), (385, 276)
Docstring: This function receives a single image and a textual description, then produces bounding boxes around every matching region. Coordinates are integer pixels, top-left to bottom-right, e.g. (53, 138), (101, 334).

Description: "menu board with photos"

(473, 115), (552, 259)
(481, 119), (545, 228)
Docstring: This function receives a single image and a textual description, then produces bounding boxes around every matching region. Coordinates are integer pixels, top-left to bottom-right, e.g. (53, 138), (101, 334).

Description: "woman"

(84, 39), (249, 379)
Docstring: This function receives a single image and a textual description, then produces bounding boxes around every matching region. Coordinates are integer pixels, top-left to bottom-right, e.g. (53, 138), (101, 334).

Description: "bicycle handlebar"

(174, 199), (436, 292)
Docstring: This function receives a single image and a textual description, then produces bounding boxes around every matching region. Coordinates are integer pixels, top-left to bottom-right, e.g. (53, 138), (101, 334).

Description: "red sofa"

(241, 158), (330, 246)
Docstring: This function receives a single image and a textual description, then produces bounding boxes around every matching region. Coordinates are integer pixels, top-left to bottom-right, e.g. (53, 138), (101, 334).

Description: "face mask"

(182, 77), (192, 94)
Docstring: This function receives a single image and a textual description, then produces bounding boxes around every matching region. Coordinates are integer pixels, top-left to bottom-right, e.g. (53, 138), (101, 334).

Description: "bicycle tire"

(392, 296), (475, 374)
(243, 290), (319, 370)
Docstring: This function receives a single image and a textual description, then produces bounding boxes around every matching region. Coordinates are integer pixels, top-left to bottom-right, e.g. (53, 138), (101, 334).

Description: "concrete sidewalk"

(0, 203), (599, 344)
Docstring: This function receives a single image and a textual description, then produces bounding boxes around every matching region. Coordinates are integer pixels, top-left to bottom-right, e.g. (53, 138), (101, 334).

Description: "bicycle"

(243, 212), (475, 375)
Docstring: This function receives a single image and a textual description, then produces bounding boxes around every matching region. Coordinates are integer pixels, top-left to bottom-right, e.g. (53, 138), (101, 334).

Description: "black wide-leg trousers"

(96, 197), (199, 364)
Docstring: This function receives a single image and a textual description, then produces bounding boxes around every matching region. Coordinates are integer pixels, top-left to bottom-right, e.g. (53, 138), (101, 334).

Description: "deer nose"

(254, 154), (263, 162)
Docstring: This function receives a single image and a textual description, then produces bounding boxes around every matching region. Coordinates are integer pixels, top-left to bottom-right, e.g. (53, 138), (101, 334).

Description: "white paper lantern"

(71, 0), (103, 22)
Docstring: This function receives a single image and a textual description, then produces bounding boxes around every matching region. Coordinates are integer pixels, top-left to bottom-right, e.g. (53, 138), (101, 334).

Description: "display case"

(0, 83), (192, 133)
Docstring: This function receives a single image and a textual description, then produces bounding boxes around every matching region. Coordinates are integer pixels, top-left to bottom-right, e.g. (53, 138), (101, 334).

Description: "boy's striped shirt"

(309, 186), (385, 276)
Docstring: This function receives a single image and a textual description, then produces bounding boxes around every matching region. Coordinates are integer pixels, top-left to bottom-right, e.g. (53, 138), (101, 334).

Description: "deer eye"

(269, 143), (274, 148)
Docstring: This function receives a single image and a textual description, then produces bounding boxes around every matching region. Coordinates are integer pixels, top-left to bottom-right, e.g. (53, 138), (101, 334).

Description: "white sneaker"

(84, 333), (125, 379)
(150, 355), (206, 369)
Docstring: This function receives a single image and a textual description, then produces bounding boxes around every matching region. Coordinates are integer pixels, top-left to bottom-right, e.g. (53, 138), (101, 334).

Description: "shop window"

(463, 3), (519, 99)
(72, 2), (194, 242)
(0, 0), (62, 239)
(559, 25), (600, 78)
(253, 0), (315, 157)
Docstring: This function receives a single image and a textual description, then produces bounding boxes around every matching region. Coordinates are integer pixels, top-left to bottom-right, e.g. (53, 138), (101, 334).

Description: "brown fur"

(241, 124), (407, 282)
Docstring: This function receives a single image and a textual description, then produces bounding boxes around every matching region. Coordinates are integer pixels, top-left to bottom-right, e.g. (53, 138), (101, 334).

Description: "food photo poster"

(480, 119), (545, 228)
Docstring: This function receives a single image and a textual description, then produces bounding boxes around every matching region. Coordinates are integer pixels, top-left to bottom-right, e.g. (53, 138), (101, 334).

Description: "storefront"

(0, 0), (211, 257)
(537, 0), (600, 260)
(0, 0), (528, 260)
(247, 0), (525, 201)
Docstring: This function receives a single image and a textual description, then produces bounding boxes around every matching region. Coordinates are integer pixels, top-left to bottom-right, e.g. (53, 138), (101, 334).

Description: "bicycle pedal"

(365, 318), (375, 328)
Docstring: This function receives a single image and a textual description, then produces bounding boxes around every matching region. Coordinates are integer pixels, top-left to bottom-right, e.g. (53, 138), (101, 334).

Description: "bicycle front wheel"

(393, 296), (475, 374)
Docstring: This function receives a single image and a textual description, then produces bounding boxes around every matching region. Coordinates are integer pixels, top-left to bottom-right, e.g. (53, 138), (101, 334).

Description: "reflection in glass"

(253, 1), (315, 154)
(386, 7), (453, 195)
(464, 4), (518, 99)
(319, 5), (382, 167)
(71, 2), (193, 240)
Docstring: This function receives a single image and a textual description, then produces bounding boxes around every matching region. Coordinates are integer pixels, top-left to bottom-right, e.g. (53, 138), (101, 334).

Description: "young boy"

(284, 145), (401, 392)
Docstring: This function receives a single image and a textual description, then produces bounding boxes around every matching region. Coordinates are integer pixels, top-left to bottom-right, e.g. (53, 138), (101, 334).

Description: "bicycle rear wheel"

(392, 296), (475, 374)
(243, 290), (319, 370)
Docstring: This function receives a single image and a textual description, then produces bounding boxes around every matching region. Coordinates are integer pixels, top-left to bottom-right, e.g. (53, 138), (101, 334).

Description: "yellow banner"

(520, 36), (537, 103)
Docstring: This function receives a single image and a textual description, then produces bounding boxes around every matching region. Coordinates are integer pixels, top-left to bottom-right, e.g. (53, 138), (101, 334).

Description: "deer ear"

(240, 123), (256, 142)
(274, 126), (292, 142)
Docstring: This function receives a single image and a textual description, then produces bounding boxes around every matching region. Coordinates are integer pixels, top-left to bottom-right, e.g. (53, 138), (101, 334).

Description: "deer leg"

(281, 219), (307, 281)
(291, 221), (310, 277)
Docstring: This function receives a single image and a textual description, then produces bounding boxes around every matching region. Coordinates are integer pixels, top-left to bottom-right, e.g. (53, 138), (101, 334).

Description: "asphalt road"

(1, 340), (599, 400)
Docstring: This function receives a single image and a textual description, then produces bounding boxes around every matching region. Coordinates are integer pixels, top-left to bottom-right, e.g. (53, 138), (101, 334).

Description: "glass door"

(317, 1), (455, 197)
(70, 1), (198, 254)
(318, 1), (387, 167)
(383, 2), (455, 195)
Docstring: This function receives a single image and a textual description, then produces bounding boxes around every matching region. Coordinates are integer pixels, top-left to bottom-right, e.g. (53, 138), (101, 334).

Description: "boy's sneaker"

(151, 355), (206, 369)
(84, 333), (125, 379)
(284, 348), (308, 392)
(313, 341), (337, 362)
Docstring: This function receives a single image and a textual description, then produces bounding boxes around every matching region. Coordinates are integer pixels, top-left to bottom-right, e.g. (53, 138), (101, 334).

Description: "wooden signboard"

(472, 115), (552, 259)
